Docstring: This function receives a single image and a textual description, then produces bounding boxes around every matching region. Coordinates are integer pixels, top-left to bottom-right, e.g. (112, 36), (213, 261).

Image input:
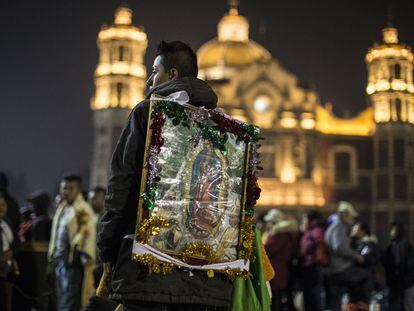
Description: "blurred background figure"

(0, 191), (19, 311)
(385, 222), (414, 311)
(324, 201), (372, 311)
(48, 173), (96, 311)
(28, 190), (52, 241)
(299, 210), (327, 311)
(350, 223), (384, 291)
(0, 172), (21, 233)
(88, 186), (105, 229)
(263, 209), (298, 311)
(18, 205), (34, 242)
(88, 186), (106, 289)
(13, 190), (53, 311)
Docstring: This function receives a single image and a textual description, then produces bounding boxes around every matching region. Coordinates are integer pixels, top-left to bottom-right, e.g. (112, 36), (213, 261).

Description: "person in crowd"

(18, 205), (34, 242)
(324, 201), (372, 311)
(0, 172), (20, 233)
(264, 208), (298, 311)
(97, 41), (235, 310)
(299, 210), (327, 311)
(385, 222), (414, 311)
(88, 186), (106, 288)
(0, 192), (19, 311)
(13, 191), (53, 311)
(27, 190), (52, 241)
(88, 186), (106, 230)
(48, 173), (96, 311)
(350, 223), (384, 291)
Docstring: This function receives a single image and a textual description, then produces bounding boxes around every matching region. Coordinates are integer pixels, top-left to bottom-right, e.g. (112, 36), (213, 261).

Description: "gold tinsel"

(133, 215), (255, 280)
(181, 242), (219, 264)
(221, 267), (250, 281)
(133, 253), (249, 280)
(136, 216), (169, 243)
(133, 254), (176, 275)
(239, 216), (256, 261)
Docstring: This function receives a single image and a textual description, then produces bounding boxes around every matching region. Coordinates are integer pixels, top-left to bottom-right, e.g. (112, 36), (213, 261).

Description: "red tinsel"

(210, 109), (252, 141)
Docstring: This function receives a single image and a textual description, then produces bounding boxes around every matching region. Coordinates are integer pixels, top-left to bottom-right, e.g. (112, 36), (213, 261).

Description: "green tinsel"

(244, 208), (254, 217)
(153, 100), (190, 128)
(141, 186), (158, 211)
(201, 125), (228, 155)
(153, 100), (228, 155)
(243, 124), (261, 142)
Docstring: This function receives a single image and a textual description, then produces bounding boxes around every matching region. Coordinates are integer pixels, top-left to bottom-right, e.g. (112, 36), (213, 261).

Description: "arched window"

(330, 145), (357, 187)
(119, 46), (124, 61)
(395, 64), (401, 79)
(116, 82), (123, 105)
(395, 98), (402, 121)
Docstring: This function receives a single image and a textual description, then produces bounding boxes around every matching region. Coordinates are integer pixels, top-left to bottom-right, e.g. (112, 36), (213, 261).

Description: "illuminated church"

(89, 3), (414, 240)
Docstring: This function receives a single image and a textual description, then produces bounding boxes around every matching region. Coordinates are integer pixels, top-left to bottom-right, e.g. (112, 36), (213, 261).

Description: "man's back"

(98, 77), (233, 308)
(325, 218), (355, 275)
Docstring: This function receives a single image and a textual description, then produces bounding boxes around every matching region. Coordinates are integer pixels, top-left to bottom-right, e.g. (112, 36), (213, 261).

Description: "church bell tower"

(366, 21), (414, 234)
(90, 5), (148, 187)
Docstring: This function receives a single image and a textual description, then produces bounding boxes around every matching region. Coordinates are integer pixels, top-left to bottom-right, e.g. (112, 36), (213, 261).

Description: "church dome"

(197, 3), (271, 69)
(198, 39), (271, 68)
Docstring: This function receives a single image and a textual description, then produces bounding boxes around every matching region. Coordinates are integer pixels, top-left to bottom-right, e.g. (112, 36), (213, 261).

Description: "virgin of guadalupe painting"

(146, 113), (248, 263)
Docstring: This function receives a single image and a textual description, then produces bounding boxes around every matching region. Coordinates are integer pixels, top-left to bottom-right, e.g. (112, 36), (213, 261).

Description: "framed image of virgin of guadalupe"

(133, 96), (261, 277)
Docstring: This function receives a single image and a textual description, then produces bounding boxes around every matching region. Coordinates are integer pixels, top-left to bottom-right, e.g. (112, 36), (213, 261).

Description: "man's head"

(146, 41), (198, 90)
(27, 190), (51, 216)
(60, 173), (82, 205)
(337, 201), (358, 225)
(351, 222), (370, 240)
(88, 186), (106, 215)
(0, 192), (7, 219)
(390, 221), (406, 241)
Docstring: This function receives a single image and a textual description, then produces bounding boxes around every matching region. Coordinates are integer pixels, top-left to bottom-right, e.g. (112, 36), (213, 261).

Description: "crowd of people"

(260, 202), (414, 311)
(0, 168), (413, 311)
(0, 172), (105, 311)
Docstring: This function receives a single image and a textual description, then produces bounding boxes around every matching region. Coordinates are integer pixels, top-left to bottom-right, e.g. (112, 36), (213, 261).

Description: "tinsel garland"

(136, 216), (169, 243)
(133, 253), (249, 280)
(239, 217), (256, 261)
(181, 242), (219, 264)
(133, 254), (175, 275)
(136, 100), (263, 278)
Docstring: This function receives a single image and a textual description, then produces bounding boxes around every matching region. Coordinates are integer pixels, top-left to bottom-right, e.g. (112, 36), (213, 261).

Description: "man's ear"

(169, 68), (179, 80)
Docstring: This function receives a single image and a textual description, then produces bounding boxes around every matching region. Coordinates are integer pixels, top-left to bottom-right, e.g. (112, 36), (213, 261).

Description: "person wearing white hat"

(324, 201), (373, 311)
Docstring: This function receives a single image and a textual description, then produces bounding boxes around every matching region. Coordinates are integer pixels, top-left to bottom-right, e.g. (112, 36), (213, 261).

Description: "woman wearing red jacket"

(264, 209), (298, 311)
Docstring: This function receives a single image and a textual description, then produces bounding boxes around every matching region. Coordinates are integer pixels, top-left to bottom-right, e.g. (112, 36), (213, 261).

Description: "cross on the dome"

(228, 0), (239, 14)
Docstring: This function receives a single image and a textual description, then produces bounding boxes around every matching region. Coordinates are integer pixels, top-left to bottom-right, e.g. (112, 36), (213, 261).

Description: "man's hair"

(360, 223), (371, 236)
(92, 186), (106, 195)
(61, 172), (82, 185)
(305, 210), (323, 223)
(391, 221), (406, 240)
(156, 41), (198, 78)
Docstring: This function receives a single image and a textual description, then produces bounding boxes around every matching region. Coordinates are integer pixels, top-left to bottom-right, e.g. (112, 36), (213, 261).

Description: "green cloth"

(231, 228), (271, 311)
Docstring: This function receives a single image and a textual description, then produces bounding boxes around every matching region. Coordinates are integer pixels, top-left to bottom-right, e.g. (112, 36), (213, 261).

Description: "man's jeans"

(327, 265), (373, 311)
(55, 260), (84, 311)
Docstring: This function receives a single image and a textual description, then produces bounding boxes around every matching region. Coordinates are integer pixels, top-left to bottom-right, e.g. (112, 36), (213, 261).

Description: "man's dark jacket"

(385, 238), (414, 290)
(97, 77), (233, 307)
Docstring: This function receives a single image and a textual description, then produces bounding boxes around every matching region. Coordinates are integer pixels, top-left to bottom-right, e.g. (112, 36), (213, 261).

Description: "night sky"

(1, 0), (413, 203)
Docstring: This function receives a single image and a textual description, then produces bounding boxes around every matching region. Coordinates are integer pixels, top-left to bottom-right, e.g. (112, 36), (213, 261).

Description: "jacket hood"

(146, 77), (217, 109)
